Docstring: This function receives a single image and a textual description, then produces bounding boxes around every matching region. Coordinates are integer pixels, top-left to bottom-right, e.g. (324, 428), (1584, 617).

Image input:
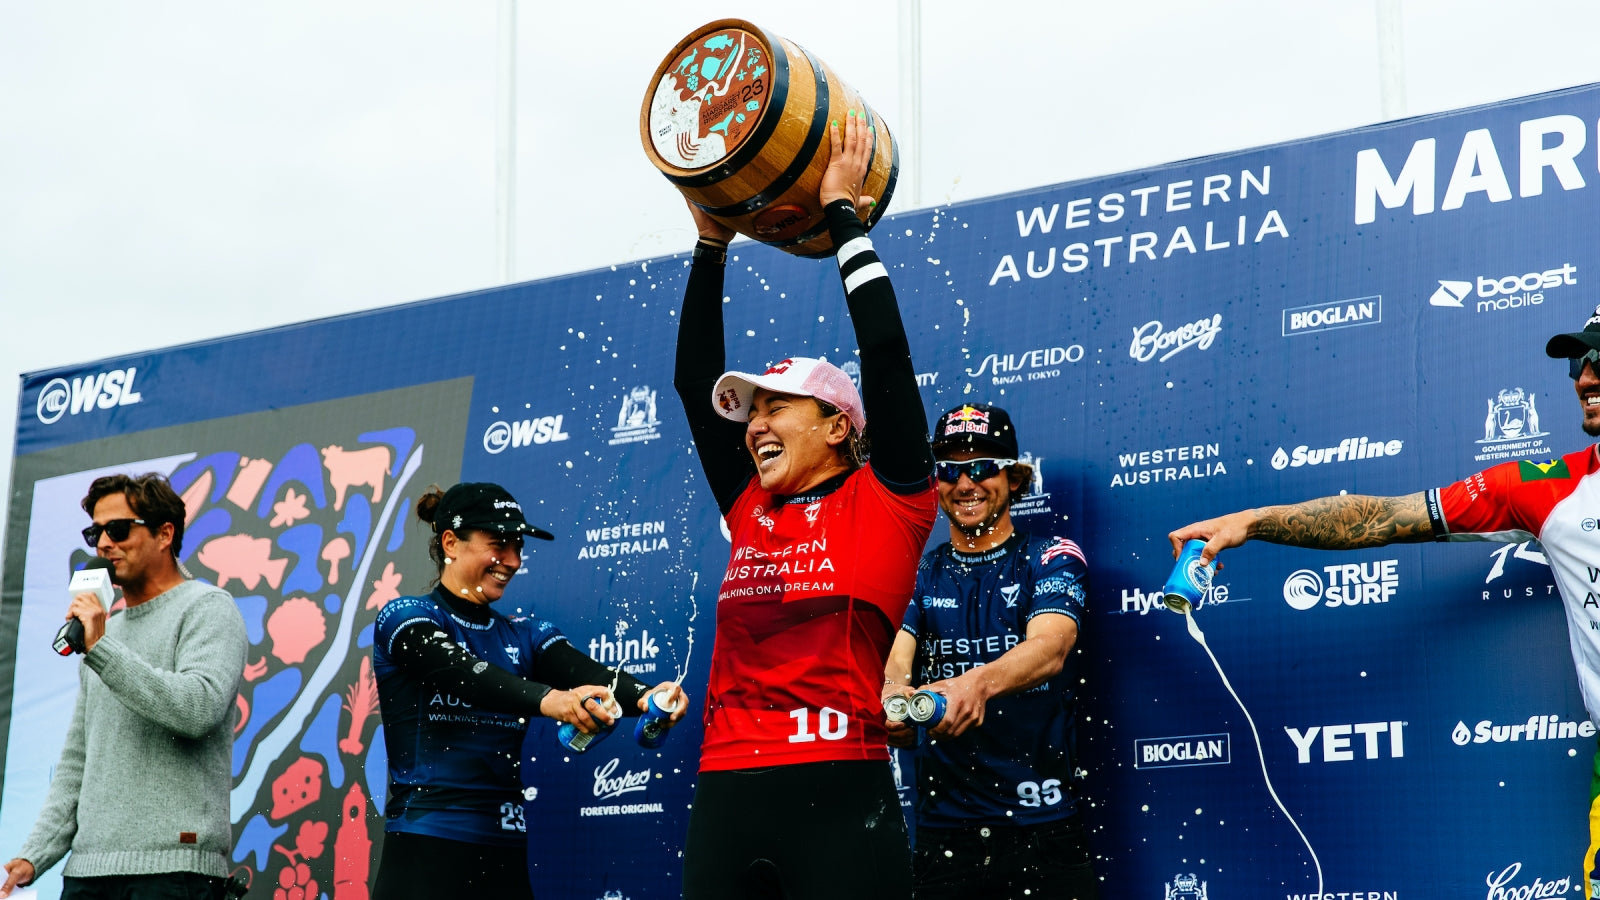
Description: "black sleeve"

(674, 240), (755, 515)
(533, 640), (652, 716)
(826, 200), (935, 491)
(389, 621), (550, 716)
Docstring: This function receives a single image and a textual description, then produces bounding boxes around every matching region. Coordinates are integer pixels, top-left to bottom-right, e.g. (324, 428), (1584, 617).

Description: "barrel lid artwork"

(645, 24), (773, 171)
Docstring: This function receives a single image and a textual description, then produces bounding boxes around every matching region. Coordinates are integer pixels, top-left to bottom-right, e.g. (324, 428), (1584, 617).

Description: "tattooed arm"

(1168, 492), (1433, 562)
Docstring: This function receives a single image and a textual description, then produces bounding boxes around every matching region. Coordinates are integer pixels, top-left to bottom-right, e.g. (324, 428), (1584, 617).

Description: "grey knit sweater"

(18, 579), (247, 879)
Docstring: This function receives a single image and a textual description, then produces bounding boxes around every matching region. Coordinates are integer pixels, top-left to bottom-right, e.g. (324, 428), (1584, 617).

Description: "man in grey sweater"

(2, 473), (247, 900)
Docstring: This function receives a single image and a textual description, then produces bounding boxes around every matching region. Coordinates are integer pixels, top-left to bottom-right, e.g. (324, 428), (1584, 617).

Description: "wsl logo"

(36, 368), (144, 425)
(483, 413), (569, 454)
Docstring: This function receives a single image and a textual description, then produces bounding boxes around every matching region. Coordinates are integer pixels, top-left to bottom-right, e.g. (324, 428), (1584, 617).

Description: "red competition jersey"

(699, 464), (936, 771)
(1429, 445), (1600, 727)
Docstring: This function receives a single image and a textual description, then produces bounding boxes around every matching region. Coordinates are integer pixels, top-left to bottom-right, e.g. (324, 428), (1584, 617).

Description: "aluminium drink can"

(907, 690), (947, 727)
(884, 694), (912, 723)
(1163, 539), (1215, 614)
(557, 696), (621, 753)
(633, 690), (678, 749)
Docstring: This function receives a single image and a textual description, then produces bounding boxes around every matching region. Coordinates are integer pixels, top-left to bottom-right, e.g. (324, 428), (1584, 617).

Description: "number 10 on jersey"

(788, 706), (849, 742)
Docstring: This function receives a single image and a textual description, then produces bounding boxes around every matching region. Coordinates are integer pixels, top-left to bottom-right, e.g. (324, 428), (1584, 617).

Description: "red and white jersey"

(1429, 446), (1600, 726)
(700, 465), (936, 772)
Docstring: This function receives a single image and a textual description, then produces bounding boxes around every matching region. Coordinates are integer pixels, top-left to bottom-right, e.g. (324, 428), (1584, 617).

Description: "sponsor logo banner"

(1130, 314), (1222, 363)
(36, 367), (144, 425)
(1283, 561), (1399, 610)
(1134, 733), (1231, 769)
(1285, 721), (1406, 762)
(1473, 386), (1550, 463)
(608, 385), (662, 445)
(1111, 444), (1229, 488)
(1451, 715), (1597, 745)
(1270, 436), (1402, 470)
(483, 412), (570, 454)
(1428, 263), (1577, 313)
(1282, 295), (1382, 336)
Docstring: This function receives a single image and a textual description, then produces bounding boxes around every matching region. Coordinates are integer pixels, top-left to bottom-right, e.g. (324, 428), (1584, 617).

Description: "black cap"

(434, 483), (554, 540)
(1546, 305), (1600, 358)
(930, 404), (1019, 459)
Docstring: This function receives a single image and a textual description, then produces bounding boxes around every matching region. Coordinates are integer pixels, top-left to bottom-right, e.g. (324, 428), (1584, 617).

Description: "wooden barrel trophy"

(640, 19), (897, 258)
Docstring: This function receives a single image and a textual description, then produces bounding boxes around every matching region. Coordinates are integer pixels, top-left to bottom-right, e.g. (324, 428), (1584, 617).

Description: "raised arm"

(822, 112), (932, 490)
(673, 204), (752, 514)
(1169, 492), (1434, 562)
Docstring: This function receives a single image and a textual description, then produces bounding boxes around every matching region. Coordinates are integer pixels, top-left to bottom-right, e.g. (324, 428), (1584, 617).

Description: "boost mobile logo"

(36, 368), (144, 425)
(1429, 263), (1576, 312)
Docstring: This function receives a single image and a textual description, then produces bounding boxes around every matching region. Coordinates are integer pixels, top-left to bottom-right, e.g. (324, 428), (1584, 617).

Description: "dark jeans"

(61, 873), (226, 900)
(372, 831), (534, 900)
(912, 817), (1099, 900)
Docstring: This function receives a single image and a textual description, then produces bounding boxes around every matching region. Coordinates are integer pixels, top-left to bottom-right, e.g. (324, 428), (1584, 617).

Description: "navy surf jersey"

(373, 586), (567, 845)
(901, 532), (1088, 827)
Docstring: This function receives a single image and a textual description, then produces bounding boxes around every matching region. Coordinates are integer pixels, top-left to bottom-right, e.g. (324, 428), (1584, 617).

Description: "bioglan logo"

(1134, 733), (1231, 769)
(1130, 314), (1222, 363)
(1451, 714), (1596, 746)
(1428, 263), (1577, 313)
(1285, 721), (1405, 762)
(1281, 296), (1382, 336)
(1270, 436), (1403, 470)
(483, 413), (570, 454)
(35, 368), (144, 425)
(1282, 561), (1399, 610)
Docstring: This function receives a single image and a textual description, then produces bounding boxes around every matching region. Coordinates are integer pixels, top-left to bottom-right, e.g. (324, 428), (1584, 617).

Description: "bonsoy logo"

(36, 368), (144, 425)
(1130, 314), (1221, 363)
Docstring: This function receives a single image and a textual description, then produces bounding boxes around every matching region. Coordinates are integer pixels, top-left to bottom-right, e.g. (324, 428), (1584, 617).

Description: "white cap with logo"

(710, 357), (866, 432)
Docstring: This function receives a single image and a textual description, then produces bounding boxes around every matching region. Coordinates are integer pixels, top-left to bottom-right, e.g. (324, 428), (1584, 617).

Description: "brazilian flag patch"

(1519, 459), (1570, 481)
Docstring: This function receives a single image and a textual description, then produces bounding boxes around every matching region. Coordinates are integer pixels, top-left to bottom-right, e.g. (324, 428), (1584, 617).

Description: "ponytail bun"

(415, 486), (446, 526)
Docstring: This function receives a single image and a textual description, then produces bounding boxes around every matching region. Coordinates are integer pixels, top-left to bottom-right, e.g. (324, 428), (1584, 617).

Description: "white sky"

(4, 1), (1600, 549)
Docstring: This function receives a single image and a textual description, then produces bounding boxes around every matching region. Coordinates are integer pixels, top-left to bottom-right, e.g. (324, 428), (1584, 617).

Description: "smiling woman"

(672, 113), (936, 900)
(367, 482), (689, 900)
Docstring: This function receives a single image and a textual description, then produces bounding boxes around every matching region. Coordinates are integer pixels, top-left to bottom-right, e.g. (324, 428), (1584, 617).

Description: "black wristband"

(693, 241), (728, 265)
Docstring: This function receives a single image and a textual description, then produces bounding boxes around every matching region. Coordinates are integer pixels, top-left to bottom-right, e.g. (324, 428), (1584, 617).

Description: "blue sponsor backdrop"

(9, 82), (1600, 898)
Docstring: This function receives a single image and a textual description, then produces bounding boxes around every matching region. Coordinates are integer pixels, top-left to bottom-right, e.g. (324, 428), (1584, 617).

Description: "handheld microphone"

(55, 558), (114, 656)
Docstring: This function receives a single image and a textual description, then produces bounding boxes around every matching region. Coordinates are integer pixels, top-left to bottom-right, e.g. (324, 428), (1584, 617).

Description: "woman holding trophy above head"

(673, 111), (937, 900)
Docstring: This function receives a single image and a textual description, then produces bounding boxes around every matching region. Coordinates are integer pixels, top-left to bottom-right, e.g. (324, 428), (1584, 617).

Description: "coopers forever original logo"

(36, 367), (144, 425)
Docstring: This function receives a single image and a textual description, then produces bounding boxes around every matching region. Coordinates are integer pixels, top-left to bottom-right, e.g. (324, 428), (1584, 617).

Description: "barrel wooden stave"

(640, 19), (897, 257)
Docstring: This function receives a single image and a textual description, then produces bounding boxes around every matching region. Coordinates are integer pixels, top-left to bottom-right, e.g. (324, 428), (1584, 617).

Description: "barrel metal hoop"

(663, 29), (793, 188)
(861, 99), (898, 230)
(697, 46), (833, 218)
(766, 219), (833, 253)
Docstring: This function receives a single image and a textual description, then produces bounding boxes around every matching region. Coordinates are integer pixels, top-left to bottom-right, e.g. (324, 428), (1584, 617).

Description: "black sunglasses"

(934, 458), (1016, 484)
(1570, 349), (1600, 380)
(81, 518), (148, 547)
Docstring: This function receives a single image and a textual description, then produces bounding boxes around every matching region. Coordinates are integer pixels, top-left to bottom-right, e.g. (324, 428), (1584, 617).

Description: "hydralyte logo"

(1282, 561), (1399, 610)
(1430, 263), (1577, 313)
(35, 368), (144, 424)
(1130, 314), (1222, 363)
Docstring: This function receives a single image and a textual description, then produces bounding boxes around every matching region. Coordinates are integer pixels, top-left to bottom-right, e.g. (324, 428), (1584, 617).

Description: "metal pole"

(898, 0), (922, 209)
(495, 0), (517, 283)
(1375, 0), (1407, 120)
